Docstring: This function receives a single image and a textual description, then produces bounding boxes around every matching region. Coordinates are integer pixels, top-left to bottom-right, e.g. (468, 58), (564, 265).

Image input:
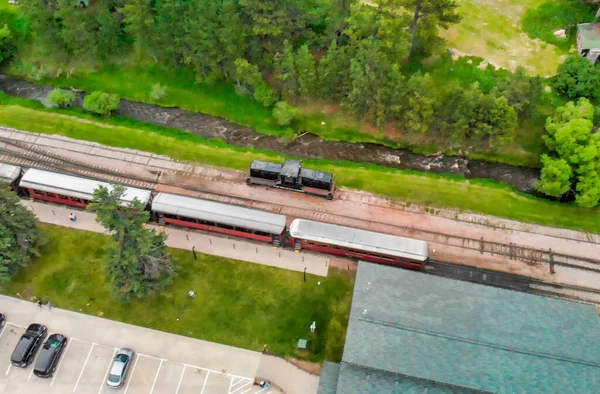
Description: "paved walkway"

(22, 201), (330, 277)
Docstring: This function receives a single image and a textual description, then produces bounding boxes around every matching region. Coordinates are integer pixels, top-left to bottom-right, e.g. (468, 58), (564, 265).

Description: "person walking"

(37, 299), (43, 308)
(69, 213), (77, 222)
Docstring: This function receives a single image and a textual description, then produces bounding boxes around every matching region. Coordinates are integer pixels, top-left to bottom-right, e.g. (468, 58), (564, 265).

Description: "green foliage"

(0, 23), (13, 65)
(522, 0), (598, 51)
(278, 40), (299, 99)
(540, 98), (600, 207)
(0, 185), (42, 287)
(87, 185), (174, 299)
(83, 91), (120, 116)
(318, 40), (353, 101)
(46, 88), (75, 108)
(150, 83), (166, 100)
(401, 72), (435, 134)
(495, 67), (543, 119)
(295, 44), (317, 97)
(253, 82), (278, 107)
(272, 101), (300, 126)
(234, 58), (262, 94)
(554, 55), (600, 100)
(279, 127), (298, 146)
(535, 155), (573, 197)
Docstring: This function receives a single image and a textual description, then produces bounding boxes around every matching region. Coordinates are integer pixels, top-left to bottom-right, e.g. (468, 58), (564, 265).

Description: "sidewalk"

(21, 200), (330, 277)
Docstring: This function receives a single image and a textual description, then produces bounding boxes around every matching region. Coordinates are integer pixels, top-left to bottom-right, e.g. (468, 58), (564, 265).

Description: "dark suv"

(33, 334), (68, 378)
(11, 324), (47, 368)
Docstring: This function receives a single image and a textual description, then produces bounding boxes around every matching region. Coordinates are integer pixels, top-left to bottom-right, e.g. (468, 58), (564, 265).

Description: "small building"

(319, 262), (600, 393)
(577, 23), (600, 64)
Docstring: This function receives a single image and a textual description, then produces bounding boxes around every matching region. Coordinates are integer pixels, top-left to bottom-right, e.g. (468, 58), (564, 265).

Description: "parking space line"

(254, 389), (266, 394)
(199, 370), (210, 394)
(239, 389), (252, 394)
(5, 363), (11, 376)
(6, 322), (26, 329)
(232, 381), (252, 394)
(97, 348), (117, 394)
(138, 353), (163, 361)
(230, 377), (244, 390)
(123, 354), (140, 394)
(73, 342), (95, 393)
(175, 364), (186, 394)
(27, 363), (35, 381)
(51, 338), (73, 386)
(148, 358), (164, 394)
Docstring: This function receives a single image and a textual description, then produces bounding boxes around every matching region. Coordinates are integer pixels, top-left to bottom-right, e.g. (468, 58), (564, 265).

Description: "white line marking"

(51, 338), (72, 386)
(231, 377), (244, 388)
(6, 322), (26, 329)
(149, 359), (164, 394)
(5, 364), (10, 376)
(238, 389), (252, 394)
(73, 343), (95, 392)
(175, 364), (186, 394)
(138, 353), (162, 361)
(254, 389), (266, 394)
(27, 363), (35, 381)
(231, 379), (252, 393)
(123, 354), (139, 394)
(98, 348), (117, 394)
(199, 370), (210, 394)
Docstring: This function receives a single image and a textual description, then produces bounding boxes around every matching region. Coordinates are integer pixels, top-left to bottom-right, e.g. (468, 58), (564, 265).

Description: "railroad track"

(1, 134), (600, 276)
(427, 261), (600, 305)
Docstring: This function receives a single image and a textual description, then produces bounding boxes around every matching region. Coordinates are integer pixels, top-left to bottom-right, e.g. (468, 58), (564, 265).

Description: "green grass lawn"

(4, 225), (354, 362)
(0, 101), (598, 233)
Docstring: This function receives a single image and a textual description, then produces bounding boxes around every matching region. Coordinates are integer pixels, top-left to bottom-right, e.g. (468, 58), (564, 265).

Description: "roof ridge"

(359, 317), (600, 368)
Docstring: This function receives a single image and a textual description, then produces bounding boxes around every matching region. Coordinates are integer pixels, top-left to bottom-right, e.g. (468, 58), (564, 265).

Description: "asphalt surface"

(0, 296), (279, 394)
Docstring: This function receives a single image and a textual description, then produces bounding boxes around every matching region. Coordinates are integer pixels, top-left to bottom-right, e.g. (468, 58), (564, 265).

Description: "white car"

(106, 348), (134, 389)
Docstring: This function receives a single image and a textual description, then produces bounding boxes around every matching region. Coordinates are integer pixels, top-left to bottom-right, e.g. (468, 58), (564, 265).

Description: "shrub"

(150, 83), (166, 100)
(279, 128), (298, 146)
(272, 101), (300, 126)
(553, 55), (600, 100)
(46, 88), (76, 108)
(83, 91), (120, 116)
(253, 82), (278, 107)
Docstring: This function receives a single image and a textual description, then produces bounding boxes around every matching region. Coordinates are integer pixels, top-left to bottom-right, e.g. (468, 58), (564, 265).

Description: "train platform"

(21, 200), (330, 277)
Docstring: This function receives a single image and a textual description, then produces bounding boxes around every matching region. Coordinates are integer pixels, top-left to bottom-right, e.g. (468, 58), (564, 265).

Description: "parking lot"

(0, 321), (278, 394)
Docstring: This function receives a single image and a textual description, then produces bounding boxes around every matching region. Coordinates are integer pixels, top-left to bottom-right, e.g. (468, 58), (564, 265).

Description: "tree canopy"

(87, 185), (174, 299)
(0, 185), (42, 286)
(537, 98), (600, 208)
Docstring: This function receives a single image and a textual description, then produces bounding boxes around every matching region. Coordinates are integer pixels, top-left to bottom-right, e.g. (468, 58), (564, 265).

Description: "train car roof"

(300, 168), (333, 183)
(280, 159), (301, 177)
(289, 219), (428, 261)
(19, 169), (152, 206)
(0, 163), (21, 183)
(152, 192), (287, 235)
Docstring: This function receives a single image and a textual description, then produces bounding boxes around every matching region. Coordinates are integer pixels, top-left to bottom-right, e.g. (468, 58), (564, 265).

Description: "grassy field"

(4, 225), (354, 362)
(442, 0), (570, 75)
(0, 101), (598, 233)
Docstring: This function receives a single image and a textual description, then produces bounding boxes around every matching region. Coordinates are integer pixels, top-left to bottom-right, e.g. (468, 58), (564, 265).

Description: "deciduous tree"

(87, 185), (174, 299)
(0, 186), (42, 286)
(400, 72), (435, 134)
(83, 91), (120, 116)
(46, 88), (76, 108)
(535, 155), (573, 197)
(554, 55), (600, 100)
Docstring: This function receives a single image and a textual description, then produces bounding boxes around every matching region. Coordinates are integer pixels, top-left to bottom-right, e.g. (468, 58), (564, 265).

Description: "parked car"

(33, 334), (68, 378)
(0, 314), (5, 327)
(106, 348), (134, 388)
(11, 324), (48, 368)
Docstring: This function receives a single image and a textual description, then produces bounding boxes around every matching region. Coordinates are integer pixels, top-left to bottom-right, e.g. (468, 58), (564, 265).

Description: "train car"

(247, 159), (335, 200)
(289, 219), (428, 269)
(151, 192), (287, 245)
(19, 169), (152, 208)
(0, 163), (22, 191)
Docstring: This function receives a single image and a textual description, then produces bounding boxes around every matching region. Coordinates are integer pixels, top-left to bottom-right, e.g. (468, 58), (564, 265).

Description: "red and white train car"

(19, 168), (152, 208)
(151, 192), (287, 245)
(289, 219), (429, 269)
(0, 163), (22, 191)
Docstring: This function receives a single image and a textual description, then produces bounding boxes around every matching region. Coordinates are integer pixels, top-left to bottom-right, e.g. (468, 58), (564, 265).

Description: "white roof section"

(19, 169), (152, 206)
(0, 163), (21, 183)
(289, 219), (429, 261)
(152, 192), (287, 235)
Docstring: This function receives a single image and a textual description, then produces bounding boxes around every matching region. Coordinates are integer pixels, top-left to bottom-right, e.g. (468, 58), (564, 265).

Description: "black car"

(10, 324), (47, 368)
(0, 314), (5, 327)
(33, 334), (68, 378)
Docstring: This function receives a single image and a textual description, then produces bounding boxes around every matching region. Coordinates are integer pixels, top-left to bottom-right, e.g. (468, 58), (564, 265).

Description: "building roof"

(20, 169), (152, 206)
(289, 219), (429, 261)
(0, 163), (21, 183)
(336, 262), (600, 394)
(317, 362), (340, 394)
(578, 23), (600, 50)
(151, 192), (287, 235)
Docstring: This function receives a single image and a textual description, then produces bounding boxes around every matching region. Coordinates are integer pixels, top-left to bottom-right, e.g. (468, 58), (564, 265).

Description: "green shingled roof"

(336, 262), (600, 394)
